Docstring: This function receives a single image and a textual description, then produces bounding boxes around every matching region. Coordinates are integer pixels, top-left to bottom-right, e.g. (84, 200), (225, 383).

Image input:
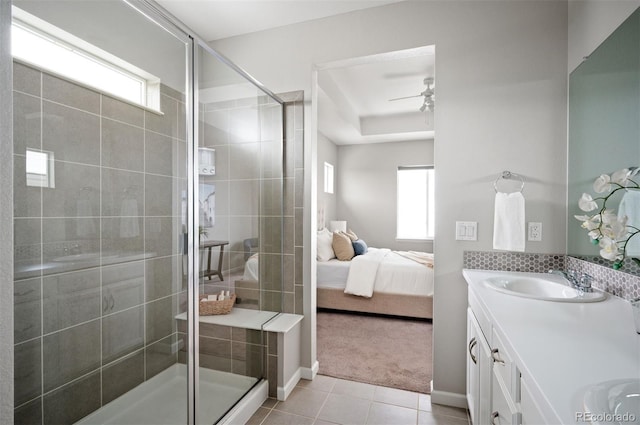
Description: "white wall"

(336, 140), (434, 252)
(317, 132), (338, 226)
(210, 0), (568, 400)
(568, 0), (640, 72)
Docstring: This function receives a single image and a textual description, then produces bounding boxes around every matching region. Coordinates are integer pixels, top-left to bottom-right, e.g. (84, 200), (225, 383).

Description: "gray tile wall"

(12, 61), (186, 424)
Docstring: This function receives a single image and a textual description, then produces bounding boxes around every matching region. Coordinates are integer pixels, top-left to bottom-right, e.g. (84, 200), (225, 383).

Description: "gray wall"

(1, 0), (14, 423)
(317, 132), (338, 227)
(336, 140), (434, 252)
(210, 0), (569, 401)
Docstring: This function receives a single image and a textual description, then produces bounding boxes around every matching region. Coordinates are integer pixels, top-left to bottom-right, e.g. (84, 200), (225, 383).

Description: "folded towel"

(120, 199), (139, 238)
(618, 190), (640, 256)
(493, 192), (525, 252)
(76, 200), (96, 236)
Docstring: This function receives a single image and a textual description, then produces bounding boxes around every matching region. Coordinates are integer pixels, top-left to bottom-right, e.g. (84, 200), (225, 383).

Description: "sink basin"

(483, 276), (607, 302)
(582, 379), (640, 424)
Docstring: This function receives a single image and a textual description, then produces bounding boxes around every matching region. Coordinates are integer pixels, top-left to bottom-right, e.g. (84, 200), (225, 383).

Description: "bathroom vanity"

(464, 269), (640, 425)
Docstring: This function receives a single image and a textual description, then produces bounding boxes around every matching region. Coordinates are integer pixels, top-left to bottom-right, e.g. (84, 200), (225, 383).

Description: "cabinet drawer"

(491, 327), (515, 399)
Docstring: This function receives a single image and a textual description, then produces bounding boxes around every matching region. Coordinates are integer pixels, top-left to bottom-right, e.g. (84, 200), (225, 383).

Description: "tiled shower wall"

(13, 61), (186, 424)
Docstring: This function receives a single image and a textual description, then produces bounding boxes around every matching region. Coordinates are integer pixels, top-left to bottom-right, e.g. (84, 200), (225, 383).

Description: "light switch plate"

(456, 221), (477, 241)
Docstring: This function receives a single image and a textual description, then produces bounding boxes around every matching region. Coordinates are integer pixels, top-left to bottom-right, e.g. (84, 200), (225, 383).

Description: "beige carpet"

(316, 310), (433, 394)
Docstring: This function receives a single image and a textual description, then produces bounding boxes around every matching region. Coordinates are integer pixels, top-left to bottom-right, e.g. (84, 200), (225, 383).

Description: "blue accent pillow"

(352, 239), (368, 256)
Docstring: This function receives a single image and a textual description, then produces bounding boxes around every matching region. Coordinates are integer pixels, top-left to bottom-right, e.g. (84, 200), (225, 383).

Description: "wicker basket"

(199, 294), (236, 316)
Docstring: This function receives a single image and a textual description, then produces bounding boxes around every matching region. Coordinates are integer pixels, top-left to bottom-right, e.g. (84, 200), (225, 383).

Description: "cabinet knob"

(491, 348), (505, 365)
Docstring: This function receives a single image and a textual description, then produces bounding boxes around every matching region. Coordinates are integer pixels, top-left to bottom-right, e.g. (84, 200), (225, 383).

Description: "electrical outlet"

(528, 222), (542, 241)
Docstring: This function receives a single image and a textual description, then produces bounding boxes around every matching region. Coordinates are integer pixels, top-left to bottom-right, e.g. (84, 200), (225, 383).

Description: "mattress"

(317, 248), (434, 296)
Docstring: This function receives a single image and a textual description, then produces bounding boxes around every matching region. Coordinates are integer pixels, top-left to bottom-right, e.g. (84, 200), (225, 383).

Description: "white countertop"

(463, 269), (640, 424)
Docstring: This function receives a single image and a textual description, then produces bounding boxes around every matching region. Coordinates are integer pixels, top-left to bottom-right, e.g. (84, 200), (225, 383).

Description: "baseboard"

(219, 379), (268, 425)
(430, 390), (468, 409)
(277, 368), (302, 401)
(299, 361), (319, 380)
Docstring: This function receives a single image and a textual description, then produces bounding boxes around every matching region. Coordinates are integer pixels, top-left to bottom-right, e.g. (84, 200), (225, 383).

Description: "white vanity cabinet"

(466, 308), (492, 425)
(467, 291), (521, 425)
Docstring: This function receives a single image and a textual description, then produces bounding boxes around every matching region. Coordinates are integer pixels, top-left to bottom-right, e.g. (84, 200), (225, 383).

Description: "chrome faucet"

(548, 269), (593, 293)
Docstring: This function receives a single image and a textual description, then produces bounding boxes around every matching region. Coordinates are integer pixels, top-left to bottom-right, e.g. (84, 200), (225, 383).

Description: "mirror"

(567, 7), (640, 274)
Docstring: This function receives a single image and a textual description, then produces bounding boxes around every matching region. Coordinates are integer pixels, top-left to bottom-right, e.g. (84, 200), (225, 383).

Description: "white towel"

(493, 192), (525, 252)
(618, 191), (640, 256)
(119, 199), (139, 238)
(76, 200), (96, 237)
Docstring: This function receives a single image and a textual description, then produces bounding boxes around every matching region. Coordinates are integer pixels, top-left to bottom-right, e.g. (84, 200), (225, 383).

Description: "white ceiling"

(156, 0), (404, 41)
(318, 47), (435, 145)
(155, 0), (435, 145)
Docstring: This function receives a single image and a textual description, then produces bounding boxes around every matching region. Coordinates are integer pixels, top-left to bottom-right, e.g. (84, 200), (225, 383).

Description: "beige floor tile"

(298, 374), (338, 392)
(366, 401), (418, 425)
(246, 406), (271, 425)
(274, 387), (329, 418)
(314, 420), (340, 425)
(262, 409), (315, 425)
(373, 386), (419, 409)
(418, 394), (431, 411)
(317, 393), (372, 425)
(418, 411), (469, 425)
(262, 398), (278, 408)
(332, 378), (377, 400)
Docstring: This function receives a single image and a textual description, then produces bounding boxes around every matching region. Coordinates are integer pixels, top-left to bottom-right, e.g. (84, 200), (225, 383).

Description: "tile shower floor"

(247, 375), (471, 425)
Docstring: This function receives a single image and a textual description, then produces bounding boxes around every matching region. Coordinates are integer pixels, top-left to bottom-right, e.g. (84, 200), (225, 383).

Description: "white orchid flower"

(578, 193), (598, 212)
(599, 237), (622, 261)
(593, 174), (611, 193)
(575, 214), (600, 231)
(611, 168), (631, 186)
(588, 229), (602, 240)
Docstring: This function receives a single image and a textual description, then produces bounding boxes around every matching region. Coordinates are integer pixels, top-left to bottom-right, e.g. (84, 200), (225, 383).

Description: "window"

(324, 162), (334, 194)
(397, 166), (435, 240)
(26, 149), (55, 188)
(11, 10), (160, 109)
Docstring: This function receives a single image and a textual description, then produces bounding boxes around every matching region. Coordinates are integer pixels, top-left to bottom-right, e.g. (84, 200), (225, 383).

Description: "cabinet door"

(467, 309), (481, 424)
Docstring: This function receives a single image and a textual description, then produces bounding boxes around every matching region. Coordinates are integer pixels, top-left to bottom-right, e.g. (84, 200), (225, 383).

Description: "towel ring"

(494, 171), (525, 193)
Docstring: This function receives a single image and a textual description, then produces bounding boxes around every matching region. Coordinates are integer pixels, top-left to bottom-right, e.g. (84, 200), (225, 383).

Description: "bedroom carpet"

(316, 310), (433, 394)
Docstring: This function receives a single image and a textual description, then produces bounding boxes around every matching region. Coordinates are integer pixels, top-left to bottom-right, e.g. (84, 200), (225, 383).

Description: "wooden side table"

(200, 240), (229, 281)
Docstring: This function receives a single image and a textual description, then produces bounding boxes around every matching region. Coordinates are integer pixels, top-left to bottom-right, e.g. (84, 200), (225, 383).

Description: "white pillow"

(317, 228), (336, 261)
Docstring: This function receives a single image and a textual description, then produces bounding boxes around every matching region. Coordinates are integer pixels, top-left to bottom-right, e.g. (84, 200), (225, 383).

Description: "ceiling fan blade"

(388, 94), (422, 101)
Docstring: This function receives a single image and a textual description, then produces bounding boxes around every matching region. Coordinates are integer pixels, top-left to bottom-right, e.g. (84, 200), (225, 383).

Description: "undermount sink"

(483, 275), (607, 302)
(582, 379), (640, 425)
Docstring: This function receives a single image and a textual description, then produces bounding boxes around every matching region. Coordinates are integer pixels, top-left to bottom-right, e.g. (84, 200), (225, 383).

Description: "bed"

(316, 247), (434, 319)
(241, 243), (434, 319)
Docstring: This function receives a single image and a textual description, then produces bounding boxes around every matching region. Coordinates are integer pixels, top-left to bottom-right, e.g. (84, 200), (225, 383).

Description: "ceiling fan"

(389, 77), (435, 112)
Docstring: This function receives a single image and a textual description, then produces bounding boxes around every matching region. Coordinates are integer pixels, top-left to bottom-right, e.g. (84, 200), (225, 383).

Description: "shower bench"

(175, 308), (303, 401)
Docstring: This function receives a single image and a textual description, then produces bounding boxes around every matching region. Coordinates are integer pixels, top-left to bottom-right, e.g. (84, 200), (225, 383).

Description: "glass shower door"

(194, 41), (284, 423)
(11, 1), (193, 423)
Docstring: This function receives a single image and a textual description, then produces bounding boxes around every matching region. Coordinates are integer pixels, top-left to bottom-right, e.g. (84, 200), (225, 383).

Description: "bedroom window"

(324, 162), (334, 194)
(397, 166), (434, 240)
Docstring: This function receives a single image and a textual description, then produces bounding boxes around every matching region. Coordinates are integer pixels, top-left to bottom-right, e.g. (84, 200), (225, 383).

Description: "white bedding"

(317, 247), (434, 297)
(243, 254), (259, 281)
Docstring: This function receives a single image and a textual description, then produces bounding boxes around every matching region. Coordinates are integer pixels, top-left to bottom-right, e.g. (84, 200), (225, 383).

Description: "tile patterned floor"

(247, 375), (470, 425)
